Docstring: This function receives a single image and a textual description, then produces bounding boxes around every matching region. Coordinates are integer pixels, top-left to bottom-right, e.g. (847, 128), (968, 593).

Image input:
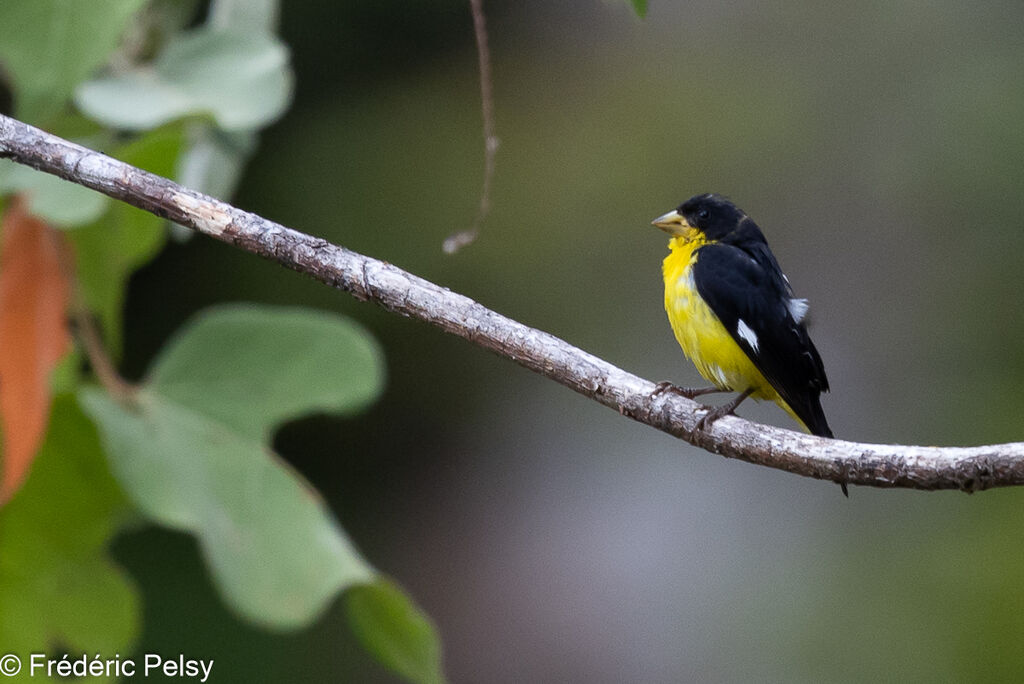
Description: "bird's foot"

(694, 404), (735, 432)
(693, 388), (754, 432)
(651, 382), (722, 400)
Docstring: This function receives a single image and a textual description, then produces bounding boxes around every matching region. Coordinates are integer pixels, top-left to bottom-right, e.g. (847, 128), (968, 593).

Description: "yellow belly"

(662, 238), (782, 405)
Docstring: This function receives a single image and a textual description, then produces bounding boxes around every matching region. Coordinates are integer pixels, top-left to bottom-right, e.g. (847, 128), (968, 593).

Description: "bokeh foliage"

(0, 2), (445, 682)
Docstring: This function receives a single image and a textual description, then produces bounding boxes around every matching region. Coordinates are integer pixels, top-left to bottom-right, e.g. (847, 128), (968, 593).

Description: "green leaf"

(628, 0), (648, 18)
(346, 579), (447, 684)
(75, 27), (294, 132)
(0, 0), (147, 124)
(79, 304), (387, 629)
(68, 125), (184, 353)
(208, 0), (281, 33)
(80, 388), (375, 629)
(49, 346), (83, 395)
(46, 110), (107, 141)
(147, 305), (385, 442)
(0, 395), (138, 659)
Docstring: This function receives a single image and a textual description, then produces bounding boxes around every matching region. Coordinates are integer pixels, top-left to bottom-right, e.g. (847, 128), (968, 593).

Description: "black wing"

(692, 242), (832, 437)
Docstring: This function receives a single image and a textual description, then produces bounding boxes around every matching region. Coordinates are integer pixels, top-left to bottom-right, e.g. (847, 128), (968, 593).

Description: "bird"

(651, 193), (833, 440)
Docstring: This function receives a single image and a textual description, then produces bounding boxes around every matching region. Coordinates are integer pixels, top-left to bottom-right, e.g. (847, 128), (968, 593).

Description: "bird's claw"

(651, 382), (718, 400)
(693, 404), (735, 432)
(651, 381), (676, 396)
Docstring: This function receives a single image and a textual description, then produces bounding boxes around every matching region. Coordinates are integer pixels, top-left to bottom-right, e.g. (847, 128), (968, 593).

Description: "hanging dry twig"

(444, 0), (499, 254)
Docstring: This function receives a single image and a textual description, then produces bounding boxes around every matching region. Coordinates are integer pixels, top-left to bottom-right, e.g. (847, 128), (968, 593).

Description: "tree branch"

(2, 113), (1022, 493)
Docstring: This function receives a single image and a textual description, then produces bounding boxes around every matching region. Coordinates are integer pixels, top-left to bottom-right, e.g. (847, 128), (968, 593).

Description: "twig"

(66, 274), (138, 405)
(2, 113), (1023, 492)
(443, 0), (499, 254)
(48, 225), (138, 402)
(71, 303), (138, 404)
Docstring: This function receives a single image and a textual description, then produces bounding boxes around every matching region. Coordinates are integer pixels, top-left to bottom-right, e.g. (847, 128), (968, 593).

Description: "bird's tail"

(782, 395), (833, 438)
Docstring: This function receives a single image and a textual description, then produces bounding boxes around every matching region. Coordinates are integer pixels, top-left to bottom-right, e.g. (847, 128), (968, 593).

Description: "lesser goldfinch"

(652, 193), (832, 438)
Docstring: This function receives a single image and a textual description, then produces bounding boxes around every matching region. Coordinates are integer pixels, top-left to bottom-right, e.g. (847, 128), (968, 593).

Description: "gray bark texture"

(3, 113), (1022, 492)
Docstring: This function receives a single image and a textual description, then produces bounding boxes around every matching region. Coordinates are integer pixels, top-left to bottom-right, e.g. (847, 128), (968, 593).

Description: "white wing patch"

(787, 297), (809, 323)
(736, 319), (759, 352)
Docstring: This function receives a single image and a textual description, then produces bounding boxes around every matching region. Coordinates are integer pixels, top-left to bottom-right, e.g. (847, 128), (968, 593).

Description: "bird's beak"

(651, 209), (692, 236)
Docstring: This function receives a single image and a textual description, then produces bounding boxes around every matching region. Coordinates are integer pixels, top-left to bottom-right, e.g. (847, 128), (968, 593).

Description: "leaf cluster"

(0, 2), (443, 682)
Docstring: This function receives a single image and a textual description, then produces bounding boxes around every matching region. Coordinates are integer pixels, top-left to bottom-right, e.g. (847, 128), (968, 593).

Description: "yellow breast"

(662, 237), (780, 403)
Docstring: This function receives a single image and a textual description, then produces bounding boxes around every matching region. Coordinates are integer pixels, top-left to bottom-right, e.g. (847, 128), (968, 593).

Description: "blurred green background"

(113, 0), (1024, 681)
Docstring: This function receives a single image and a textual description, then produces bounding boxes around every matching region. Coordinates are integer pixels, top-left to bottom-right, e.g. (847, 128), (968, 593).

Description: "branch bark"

(2, 113), (1022, 493)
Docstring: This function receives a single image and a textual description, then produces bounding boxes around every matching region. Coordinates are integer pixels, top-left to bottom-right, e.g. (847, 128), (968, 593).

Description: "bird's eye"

(697, 208), (709, 220)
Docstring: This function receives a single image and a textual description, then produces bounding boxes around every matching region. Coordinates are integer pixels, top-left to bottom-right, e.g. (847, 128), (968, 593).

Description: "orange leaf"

(0, 197), (72, 504)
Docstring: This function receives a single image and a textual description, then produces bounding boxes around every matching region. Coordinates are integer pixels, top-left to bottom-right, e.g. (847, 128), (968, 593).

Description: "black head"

(676, 193), (750, 241)
(652, 193), (758, 243)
